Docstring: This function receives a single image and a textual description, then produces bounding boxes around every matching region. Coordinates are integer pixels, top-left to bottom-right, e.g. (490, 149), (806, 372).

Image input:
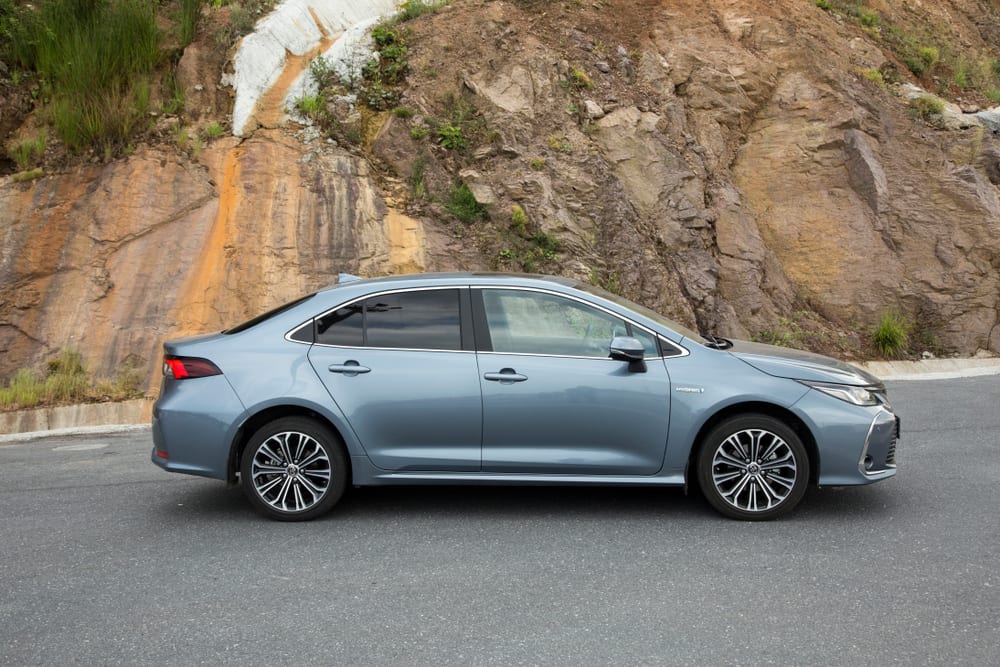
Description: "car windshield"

(574, 282), (702, 341)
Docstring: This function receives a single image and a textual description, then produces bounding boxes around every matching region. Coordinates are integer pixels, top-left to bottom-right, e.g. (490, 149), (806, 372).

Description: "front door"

(476, 288), (671, 475)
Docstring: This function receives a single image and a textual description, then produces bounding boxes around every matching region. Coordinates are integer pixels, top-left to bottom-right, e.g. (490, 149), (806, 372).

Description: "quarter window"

(316, 289), (461, 351)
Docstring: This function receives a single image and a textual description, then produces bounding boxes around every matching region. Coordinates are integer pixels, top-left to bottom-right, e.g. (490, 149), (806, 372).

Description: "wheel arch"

(227, 405), (353, 484)
(685, 401), (819, 488)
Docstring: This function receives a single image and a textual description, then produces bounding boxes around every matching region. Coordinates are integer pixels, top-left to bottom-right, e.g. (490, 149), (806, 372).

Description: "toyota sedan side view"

(151, 272), (898, 521)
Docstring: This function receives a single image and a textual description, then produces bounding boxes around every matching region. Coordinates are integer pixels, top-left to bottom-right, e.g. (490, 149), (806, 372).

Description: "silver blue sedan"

(151, 273), (898, 521)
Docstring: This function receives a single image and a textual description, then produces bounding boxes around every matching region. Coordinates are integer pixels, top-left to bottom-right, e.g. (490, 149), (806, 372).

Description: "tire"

(240, 416), (348, 521)
(696, 414), (809, 521)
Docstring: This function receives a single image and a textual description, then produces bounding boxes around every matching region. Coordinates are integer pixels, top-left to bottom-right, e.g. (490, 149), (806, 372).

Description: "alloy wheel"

(250, 430), (332, 513)
(710, 428), (798, 513)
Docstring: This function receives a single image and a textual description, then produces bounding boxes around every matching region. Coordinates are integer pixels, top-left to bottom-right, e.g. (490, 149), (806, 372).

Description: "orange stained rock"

(385, 208), (426, 275)
(172, 144), (244, 337)
(251, 11), (339, 130)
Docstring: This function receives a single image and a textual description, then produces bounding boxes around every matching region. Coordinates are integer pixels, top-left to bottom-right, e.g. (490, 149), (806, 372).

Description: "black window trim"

(285, 286), (475, 353)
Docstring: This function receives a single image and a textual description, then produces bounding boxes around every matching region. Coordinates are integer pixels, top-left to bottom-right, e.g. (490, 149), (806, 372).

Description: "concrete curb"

(859, 357), (1000, 381)
(0, 423), (151, 444)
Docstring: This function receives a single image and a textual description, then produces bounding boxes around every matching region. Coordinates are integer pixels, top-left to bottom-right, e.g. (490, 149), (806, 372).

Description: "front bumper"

(792, 390), (899, 486)
(857, 409), (899, 481)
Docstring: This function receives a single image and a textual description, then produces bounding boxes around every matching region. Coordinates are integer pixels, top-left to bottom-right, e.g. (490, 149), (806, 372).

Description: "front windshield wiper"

(703, 334), (733, 350)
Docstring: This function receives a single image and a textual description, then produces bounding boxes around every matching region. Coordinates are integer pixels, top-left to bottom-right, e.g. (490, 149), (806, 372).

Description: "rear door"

(308, 287), (482, 471)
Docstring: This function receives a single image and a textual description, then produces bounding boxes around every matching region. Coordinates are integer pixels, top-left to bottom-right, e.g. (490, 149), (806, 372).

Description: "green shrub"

(814, 0), (831, 10)
(903, 56), (927, 77)
(9, 131), (46, 169)
(860, 68), (885, 87)
(986, 89), (1000, 104)
(202, 121), (224, 139)
(531, 232), (560, 258)
(0, 349), (144, 411)
(511, 205), (527, 233)
(437, 124), (466, 150)
(910, 95), (944, 118)
(871, 312), (910, 358)
(856, 7), (880, 28)
(394, 0), (446, 22)
(12, 168), (44, 182)
(408, 153), (427, 198)
(308, 55), (337, 90)
(180, 0), (202, 46)
(445, 183), (487, 223)
(569, 67), (592, 89)
(294, 94), (325, 117)
(917, 46), (939, 70)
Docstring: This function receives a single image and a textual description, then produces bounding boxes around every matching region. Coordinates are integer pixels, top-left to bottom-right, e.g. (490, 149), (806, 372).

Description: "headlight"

(801, 381), (880, 406)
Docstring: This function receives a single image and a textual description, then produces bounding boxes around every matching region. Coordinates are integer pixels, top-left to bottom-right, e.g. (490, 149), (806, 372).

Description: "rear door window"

(316, 289), (462, 351)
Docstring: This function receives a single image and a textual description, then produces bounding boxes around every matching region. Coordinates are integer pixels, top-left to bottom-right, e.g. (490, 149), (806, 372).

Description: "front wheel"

(240, 416), (347, 521)
(697, 414), (809, 520)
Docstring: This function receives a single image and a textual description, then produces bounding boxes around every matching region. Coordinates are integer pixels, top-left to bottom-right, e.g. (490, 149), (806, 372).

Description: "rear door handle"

(328, 361), (371, 375)
(483, 369), (528, 383)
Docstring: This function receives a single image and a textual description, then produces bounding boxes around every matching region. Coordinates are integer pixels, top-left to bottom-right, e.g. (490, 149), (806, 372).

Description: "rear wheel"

(240, 416), (347, 521)
(697, 414), (809, 520)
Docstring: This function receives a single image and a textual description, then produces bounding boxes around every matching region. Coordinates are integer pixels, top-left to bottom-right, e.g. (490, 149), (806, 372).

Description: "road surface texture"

(1, 376), (997, 665)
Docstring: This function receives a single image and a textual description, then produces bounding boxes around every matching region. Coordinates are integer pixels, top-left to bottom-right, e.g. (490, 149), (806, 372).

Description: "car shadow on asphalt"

(153, 480), (714, 522)
(155, 480), (900, 524)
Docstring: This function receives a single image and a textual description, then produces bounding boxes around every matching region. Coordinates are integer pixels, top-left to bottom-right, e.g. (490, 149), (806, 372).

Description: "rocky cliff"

(1, 0), (999, 393)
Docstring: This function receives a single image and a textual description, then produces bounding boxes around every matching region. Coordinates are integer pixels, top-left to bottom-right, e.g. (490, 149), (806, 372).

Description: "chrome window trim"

(284, 283), (691, 359)
(475, 285), (689, 360)
(284, 285), (463, 348)
(312, 344), (477, 354)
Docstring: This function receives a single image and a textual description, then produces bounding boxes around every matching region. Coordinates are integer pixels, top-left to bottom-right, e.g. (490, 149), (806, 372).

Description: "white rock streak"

(230, 0), (400, 136)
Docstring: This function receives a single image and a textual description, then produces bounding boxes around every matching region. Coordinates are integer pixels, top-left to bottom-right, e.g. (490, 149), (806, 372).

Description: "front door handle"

(328, 361), (371, 376)
(483, 368), (528, 383)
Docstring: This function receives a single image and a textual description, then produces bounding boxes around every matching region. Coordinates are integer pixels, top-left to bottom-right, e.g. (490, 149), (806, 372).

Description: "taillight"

(163, 356), (222, 379)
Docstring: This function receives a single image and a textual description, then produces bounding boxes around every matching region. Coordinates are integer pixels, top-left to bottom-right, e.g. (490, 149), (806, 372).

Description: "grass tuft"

(871, 311), (910, 358)
(0, 349), (145, 411)
(445, 183), (487, 223)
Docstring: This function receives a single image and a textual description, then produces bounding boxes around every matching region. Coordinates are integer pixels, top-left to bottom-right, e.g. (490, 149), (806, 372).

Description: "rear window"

(223, 293), (316, 334)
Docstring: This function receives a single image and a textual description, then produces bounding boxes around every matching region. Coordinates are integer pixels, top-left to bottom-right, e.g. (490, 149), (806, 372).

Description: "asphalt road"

(1, 376), (998, 665)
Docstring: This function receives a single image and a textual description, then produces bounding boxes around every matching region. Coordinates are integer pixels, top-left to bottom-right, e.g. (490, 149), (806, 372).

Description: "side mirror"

(609, 336), (647, 373)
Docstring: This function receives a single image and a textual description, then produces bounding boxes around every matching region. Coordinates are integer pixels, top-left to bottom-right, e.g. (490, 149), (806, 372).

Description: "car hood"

(727, 340), (882, 386)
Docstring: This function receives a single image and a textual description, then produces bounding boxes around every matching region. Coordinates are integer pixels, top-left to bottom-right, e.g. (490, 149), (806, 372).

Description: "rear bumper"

(150, 374), (245, 481)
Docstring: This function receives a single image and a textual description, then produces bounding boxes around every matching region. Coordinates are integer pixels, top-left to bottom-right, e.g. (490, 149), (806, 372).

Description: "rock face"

(0, 131), (462, 388)
(2, 0), (1000, 393)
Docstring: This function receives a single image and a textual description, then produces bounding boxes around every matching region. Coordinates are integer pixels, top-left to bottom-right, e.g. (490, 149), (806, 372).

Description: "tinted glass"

(316, 304), (363, 346)
(224, 293), (315, 334)
(365, 289), (461, 350)
(483, 289), (625, 357)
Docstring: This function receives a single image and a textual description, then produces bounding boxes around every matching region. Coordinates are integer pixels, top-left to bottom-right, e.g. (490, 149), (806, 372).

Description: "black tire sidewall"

(697, 414), (809, 521)
(240, 416), (348, 521)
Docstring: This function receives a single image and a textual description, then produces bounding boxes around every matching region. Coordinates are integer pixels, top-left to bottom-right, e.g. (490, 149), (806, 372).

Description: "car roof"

(318, 272), (579, 293)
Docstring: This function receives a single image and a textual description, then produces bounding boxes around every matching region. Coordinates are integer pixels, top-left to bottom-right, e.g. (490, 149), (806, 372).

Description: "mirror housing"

(609, 336), (647, 373)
